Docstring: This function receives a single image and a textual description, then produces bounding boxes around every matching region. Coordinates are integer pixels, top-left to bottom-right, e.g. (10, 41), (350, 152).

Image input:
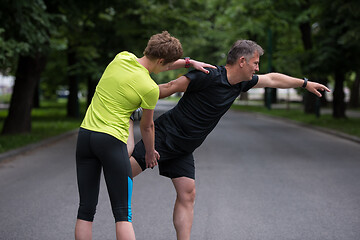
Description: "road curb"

(0, 129), (79, 163)
(243, 111), (360, 144)
(0, 110), (359, 164)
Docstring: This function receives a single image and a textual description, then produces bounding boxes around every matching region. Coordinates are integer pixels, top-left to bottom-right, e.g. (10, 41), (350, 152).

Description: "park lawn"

(0, 100), (84, 154)
(165, 96), (360, 138)
(0, 98), (359, 154)
(231, 103), (360, 138)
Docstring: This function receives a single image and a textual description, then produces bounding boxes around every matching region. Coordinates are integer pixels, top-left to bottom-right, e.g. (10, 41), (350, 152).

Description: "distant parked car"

(56, 89), (69, 98)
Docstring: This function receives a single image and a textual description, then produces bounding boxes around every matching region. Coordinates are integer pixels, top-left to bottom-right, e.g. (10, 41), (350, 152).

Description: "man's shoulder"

(206, 65), (224, 77)
(185, 65), (223, 80)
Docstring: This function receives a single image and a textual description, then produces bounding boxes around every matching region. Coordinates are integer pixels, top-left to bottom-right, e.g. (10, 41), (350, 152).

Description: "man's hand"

(306, 82), (330, 97)
(145, 149), (160, 169)
(190, 60), (217, 74)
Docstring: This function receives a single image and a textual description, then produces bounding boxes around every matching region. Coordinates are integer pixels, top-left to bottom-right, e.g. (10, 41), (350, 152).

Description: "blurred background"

(0, 0), (359, 152)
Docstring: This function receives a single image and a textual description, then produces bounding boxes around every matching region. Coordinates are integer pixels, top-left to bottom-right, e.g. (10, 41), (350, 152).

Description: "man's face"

(244, 52), (260, 80)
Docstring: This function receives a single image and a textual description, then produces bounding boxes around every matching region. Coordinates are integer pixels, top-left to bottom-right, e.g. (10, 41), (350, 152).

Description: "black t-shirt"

(155, 66), (258, 153)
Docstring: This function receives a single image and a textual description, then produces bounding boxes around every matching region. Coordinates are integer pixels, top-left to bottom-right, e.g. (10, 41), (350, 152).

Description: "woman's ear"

(157, 58), (165, 65)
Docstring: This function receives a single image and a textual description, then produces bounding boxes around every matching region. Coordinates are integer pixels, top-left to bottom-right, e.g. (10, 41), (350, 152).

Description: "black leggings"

(76, 128), (133, 222)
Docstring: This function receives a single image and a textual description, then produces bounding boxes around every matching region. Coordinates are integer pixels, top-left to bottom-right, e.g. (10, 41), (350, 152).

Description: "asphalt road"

(0, 100), (359, 240)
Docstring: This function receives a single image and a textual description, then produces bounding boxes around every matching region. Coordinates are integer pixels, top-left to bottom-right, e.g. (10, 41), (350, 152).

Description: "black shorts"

(132, 131), (195, 179)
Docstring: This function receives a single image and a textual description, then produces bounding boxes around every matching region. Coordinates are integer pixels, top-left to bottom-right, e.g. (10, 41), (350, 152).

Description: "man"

(130, 39), (330, 240)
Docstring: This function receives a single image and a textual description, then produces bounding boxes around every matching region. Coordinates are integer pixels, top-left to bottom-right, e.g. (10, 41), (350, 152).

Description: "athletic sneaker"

(130, 107), (143, 121)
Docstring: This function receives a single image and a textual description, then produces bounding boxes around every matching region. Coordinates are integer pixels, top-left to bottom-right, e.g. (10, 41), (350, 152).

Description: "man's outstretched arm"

(158, 76), (190, 99)
(254, 73), (330, 97)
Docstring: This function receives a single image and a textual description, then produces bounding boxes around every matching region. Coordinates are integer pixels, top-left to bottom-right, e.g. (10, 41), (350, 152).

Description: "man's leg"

(130, 156), (143, 177)
(128, 107), (143, 157)
(128, 118), (142, 178)
(172, 177), (196, 240)
(127, 120), (135, 157)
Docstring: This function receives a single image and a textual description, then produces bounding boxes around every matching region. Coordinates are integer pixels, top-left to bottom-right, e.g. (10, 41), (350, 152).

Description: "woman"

(75, 31), (214, 240)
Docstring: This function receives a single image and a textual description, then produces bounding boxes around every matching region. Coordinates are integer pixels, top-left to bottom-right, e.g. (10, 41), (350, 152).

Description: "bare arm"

(168, 58), (216, 74)
(139, 108), (159, 169)
(254, 73), (330, 97)
(158, 76), (190, 99)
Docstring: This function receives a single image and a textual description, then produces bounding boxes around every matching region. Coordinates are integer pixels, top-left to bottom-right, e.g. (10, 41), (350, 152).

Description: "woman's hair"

(143, 31), (183, 64)
(226, 40), (264, 65)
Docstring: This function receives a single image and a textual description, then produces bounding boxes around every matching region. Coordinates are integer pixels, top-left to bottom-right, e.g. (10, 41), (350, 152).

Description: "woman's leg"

(75, 220), (92, 240)
(116, 221), (136, 240)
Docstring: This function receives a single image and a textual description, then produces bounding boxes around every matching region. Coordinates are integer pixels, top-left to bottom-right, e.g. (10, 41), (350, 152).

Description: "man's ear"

(238, 57), (246, 68)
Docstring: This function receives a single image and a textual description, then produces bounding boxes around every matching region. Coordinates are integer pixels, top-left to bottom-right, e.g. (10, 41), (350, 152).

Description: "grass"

(165, 96), (360, 138)
(0, 97), (359, 154)
(0, 100), (85, 154)
(0, 93), (11, 104)
(231, 101), (360, 138)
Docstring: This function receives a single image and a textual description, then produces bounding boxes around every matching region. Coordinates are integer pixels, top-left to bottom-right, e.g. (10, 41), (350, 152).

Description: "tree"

(340, 0), (360, 109)
(349, 72), (360, 108)
(1, 0), (60, 134)
(312, 0), (360, 118)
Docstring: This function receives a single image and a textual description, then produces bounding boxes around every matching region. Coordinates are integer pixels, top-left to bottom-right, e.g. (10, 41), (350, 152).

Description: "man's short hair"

(226, 40), (264, 65)
(143, 31), (183, 64)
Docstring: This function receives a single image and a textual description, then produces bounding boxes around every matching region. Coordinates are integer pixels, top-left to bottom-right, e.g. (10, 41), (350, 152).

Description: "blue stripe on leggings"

(128, 177), (133, 222)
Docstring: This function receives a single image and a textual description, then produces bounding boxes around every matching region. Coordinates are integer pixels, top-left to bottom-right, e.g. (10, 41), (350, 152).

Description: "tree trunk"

(66, 50), (79, 118)
(298, 0), (317, 114)
(299, 20), (318, 114)
(264, 88), (277, 107)
(299, 22), (312, 50)
(87, 77), (97, 107)
(349, 70), (360, 108)
(271, 88), (277, 103)
(2, 54), (47, 134)
(33, 80), (40, 108)
(333, 71), (347, 118)
(303, 91), (317, 113)
(318, 77), (329, 107)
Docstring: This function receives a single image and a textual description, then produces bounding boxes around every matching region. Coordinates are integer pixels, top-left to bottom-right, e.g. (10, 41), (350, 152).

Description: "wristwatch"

(302, 77), (308, 88)
(185, 57), (191, 68)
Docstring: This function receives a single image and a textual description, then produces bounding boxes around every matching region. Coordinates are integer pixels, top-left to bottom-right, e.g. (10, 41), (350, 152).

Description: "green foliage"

(41, 50), (67, 99)
(0, 0), (62, 71)
(311, 0), (360, 74)
(2, 0), (360, 116)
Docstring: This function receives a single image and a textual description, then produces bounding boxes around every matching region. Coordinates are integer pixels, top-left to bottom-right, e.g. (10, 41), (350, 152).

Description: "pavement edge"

(243, 111), (360, 144)
(0, 128), (79, 164)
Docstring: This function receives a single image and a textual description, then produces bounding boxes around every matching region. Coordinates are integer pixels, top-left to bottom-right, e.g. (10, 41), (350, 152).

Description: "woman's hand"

(190, 59), (217, 74)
